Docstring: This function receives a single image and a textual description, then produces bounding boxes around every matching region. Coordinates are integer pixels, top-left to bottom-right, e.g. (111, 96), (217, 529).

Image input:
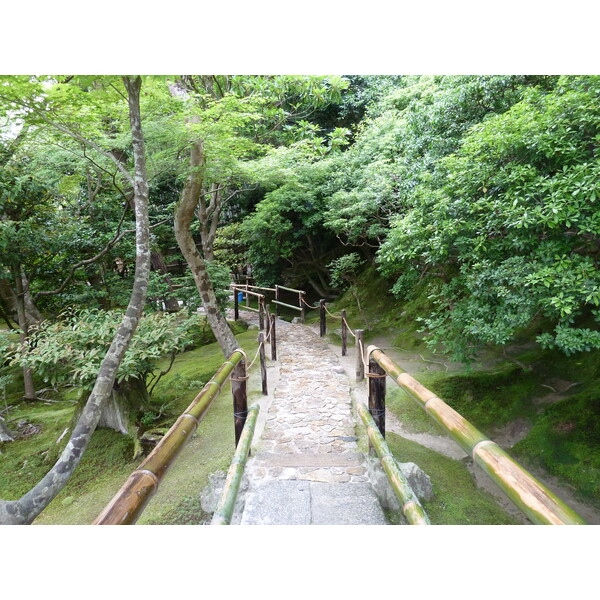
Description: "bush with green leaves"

(379, 75), (600, 359)
(10, 308), (196, 390)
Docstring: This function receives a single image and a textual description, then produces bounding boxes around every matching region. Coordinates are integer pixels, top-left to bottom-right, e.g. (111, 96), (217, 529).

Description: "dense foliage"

(240, 75), (600, 361)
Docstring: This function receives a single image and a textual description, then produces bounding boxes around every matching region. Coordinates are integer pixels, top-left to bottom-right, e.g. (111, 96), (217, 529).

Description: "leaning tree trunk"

(0, 76), (151, 525)
(174, 142), (238, 357)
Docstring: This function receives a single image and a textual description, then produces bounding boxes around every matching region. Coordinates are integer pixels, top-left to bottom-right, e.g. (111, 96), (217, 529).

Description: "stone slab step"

(240, 480), (387, 525)
(252, 452), (364, 469)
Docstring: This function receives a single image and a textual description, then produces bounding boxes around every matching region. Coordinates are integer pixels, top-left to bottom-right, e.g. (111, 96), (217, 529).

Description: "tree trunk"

(150, 251), (181, 312)
(0, 416), (14, 442)
(78, 376), (149, 434)
(174, 142), (238, 357)
(0, 275), (41, 329)
(12, 264), (36, 401)
(0, 76), (151, 525)
(21, 274), (42, 324)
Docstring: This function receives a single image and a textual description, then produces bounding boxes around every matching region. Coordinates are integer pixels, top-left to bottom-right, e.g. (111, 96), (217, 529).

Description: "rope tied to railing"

(368, 407), (386, 418)
(359, 338), (369, 374)
(231, 348), (250, 381)
(366, 371), (387, 379)
(301, 296), (317, 309)
(343, 316), (356, 337)
(323, 303), (343, 319)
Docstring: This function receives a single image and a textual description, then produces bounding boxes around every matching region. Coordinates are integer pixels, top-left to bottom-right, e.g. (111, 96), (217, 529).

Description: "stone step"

(252, 451), (363, 468)
(240, 480), (387, 525)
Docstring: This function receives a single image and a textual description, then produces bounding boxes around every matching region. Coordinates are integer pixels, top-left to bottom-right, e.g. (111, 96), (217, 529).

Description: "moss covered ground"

(322, 266), (600, 514)
(0, 322), (259, 525)
(384, 432), (518, 524)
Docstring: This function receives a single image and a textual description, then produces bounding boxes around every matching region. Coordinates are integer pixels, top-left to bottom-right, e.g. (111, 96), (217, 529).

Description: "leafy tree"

(0, 75), (152, 524)
(10, 309), (194, 432)
(379, 75), (600, 361)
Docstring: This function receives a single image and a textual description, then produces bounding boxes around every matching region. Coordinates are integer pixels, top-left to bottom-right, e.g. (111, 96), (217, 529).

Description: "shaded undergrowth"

(1, 321), (259, 524)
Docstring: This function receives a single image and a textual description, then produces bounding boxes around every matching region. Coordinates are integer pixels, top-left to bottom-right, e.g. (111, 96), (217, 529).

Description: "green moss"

(0, 401), (77, 500)
(512, 384), (600, 507)
(386, 388), (441, 435)
(420, 367), (540, 432)
(384, 432), (518, 525)
(0, 324), (260, 524)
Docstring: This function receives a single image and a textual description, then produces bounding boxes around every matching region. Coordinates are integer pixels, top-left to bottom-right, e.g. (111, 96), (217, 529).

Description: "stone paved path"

(239, 315), (386, 525)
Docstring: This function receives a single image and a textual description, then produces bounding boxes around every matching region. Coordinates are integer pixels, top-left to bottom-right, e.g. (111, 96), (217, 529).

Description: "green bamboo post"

(367, 345), (587, 525)
(212, 403), (260, 525)
(355, 329), (365, 382)
(319, 299), (326, 337)
(94, 350), (244, 525)
(341, 309), (347, 356)
(357, 403), (430, 525)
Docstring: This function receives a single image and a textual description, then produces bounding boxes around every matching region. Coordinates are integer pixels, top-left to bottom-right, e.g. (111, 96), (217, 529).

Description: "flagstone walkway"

(236, 314), (387, 525)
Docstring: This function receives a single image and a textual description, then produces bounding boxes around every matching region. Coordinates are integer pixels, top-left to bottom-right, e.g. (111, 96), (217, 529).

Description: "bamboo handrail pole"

(276, 284), (305, 294)
(241, 305), (261, 313)
(230, 289), (265, 299)
(357, 403), (430, 525)
(212, 403), (260, 525)
(94, 351), (244, 525)
(366, 346), (586, 525)
(272, 300), (303, 311)
(231, 284), (277, 292)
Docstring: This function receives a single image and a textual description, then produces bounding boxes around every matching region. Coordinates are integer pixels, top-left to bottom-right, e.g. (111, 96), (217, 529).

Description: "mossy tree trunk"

(77, 377), (149, 435)
(0, 76), (151, 525)
(0, 416), (14, 442)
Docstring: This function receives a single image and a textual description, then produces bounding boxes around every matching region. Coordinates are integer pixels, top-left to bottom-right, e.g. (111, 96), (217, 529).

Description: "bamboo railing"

(93, 349), (245, 525)
(366, 345), (587, 525)
(357, 403), (430, 525)
(274, 285), (306, 322)
(211, 403), (260, 525)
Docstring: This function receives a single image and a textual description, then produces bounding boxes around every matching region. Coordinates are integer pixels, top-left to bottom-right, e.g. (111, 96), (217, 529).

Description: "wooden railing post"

(234, 287), (239, 321)
(355, 329), (365, 382)
(319, 299), (326, 337)
(368, 353), (386, 438)
(341, 309), (347, 356)
(258, 297), (265, 331)
(300, 291), (306, 323)
(245, 284), (250, 308)
(258, 332), (268, 395)
(232, 357), (248, 447)
(270, 313), (277, 361)
(275, 285), (280, 317)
